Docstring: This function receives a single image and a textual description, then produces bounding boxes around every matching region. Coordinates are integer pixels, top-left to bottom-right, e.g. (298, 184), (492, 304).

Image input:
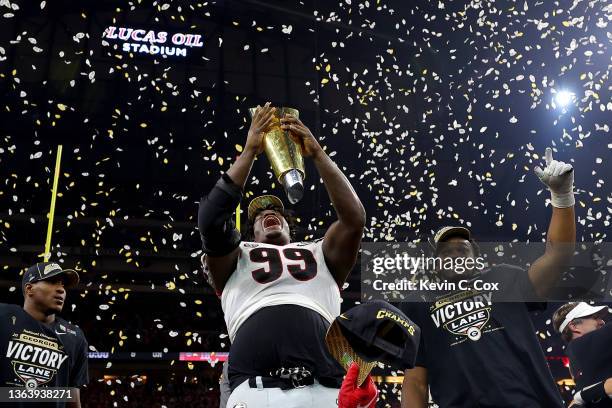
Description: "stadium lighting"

(553, 90), (575, 108)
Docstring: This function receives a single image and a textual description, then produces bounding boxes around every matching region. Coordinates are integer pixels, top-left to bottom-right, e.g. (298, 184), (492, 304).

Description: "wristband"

(550, 190), (575, 208)
(579, 381), (608, 404)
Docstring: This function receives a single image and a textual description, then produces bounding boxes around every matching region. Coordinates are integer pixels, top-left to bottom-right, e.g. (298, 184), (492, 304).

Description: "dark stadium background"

(1, 0), (610, 406)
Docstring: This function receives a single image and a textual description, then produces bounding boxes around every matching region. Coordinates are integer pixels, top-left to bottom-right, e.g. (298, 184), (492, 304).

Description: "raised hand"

(534, 147), (575, 208)
(246, 102), (275, 156)
(280, 114), (323, 158)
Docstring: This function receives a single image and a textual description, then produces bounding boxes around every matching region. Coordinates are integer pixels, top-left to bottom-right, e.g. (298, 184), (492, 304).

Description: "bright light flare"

(553, 90), (575, 108)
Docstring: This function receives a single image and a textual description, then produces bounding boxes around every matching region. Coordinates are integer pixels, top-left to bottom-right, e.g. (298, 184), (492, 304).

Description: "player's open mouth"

(54, 296), (64, 304)
(262, 214), (282, 230)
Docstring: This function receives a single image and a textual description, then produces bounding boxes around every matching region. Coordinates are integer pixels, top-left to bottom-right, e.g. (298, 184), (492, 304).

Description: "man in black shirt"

(553, 302), (612, 407)
(401, 148), (576, 407)
(1, 262), (89, 407)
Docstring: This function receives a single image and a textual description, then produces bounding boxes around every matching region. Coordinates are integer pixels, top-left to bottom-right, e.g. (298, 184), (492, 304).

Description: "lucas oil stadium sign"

(102, 26), (203, 57)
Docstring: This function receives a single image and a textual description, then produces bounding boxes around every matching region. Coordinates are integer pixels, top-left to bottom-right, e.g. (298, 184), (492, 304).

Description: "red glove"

(338, 363), (378, 408)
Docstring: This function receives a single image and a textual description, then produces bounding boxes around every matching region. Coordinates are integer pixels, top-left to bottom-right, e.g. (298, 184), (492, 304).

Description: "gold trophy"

(249, 106), (305, 204)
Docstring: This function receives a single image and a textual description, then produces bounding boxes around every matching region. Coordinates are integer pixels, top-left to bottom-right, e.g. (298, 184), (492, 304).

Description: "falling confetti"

(0, 0), (610, 406)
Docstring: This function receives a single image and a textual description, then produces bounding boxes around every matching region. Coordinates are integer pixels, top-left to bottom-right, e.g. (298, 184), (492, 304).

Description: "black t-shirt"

(228, 304), (344, 391)
(567, 323), (612, 407)
(0, 303), (89, 408)
(400, 265), (564, 408)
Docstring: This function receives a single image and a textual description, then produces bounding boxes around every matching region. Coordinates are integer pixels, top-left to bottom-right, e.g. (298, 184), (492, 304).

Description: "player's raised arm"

(198, 103), (275, 292)
(281, 114), (366, 286)
(528, 147), (576, 298)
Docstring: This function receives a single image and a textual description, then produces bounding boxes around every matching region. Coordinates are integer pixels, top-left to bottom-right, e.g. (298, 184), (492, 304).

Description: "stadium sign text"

(102, 26), (203, 57)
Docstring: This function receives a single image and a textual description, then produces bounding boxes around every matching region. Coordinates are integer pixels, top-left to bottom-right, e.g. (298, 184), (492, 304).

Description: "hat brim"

(248, 195), (284, 222)
(435, 226), (471, 244)
(39, 269), (80, 289)
(574, 304), (608, 319)
(325, 320), (377, 387)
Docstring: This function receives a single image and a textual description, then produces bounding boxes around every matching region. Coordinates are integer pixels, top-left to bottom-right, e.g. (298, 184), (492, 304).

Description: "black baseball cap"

(330, 300), (421, 370)
(22, 262), (80, 291)
(432, 226), (480, 256)
(434, 226), (471, 244)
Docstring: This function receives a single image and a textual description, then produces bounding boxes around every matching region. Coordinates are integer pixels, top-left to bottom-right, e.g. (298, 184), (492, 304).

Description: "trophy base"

(282, 169), (304, 204)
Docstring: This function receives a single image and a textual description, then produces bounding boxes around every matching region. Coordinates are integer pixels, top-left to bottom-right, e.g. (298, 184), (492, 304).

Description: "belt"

(245, 366), (341, 390)
(248, 375), (315, 390)
(251, 366), (313, 389)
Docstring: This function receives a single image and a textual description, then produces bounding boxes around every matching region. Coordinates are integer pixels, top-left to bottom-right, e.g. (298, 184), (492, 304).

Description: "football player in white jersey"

(198, 102), (366, 407)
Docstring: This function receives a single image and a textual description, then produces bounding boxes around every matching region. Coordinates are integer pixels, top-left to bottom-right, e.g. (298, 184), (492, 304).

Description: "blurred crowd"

(82, 379), (221, 408)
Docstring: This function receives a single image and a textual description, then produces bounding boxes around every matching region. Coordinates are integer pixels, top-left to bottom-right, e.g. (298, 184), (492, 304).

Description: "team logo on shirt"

(429, 290), (498, 342)
(295, 240), (315, 247)
(5, 330), (69, 387)
(56, 324), (77, 336)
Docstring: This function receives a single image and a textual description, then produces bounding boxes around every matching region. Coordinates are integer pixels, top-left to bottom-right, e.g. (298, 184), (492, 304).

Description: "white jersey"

(221, 239), (341, 342)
